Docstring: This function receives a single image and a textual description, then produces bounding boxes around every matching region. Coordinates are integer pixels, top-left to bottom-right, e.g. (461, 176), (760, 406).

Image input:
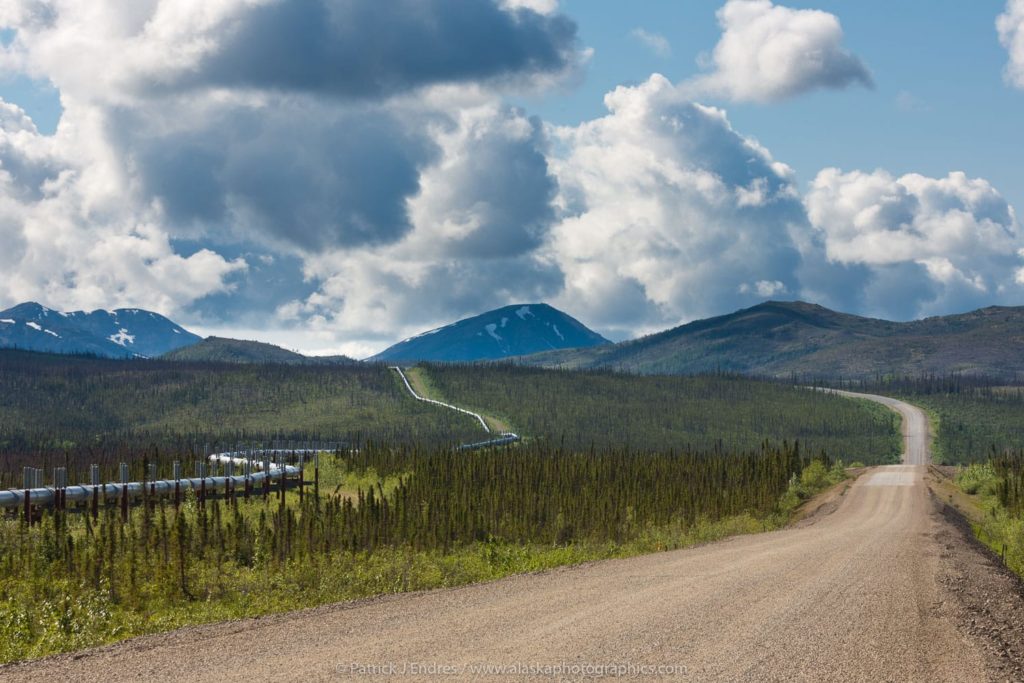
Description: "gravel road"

(3, 394), (1006, 681)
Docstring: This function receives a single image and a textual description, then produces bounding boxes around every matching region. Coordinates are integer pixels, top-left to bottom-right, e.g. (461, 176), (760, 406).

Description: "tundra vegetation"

(1, 443), (849, 663)
(0, 354), (898, 663)
(953, 455), (1024, 579)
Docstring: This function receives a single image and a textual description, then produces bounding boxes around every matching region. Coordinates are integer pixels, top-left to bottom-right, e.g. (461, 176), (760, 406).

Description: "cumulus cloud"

(0, 0), (582, 332)
(630, 28), (672, 57)
(999, 0), (1024, 89)
(3, 0), (580, 103)
(279, 100), (564, 350)
(0, 98), (246, 314)
(1, 0), (1021, 356)
(500, 0), (560, 15)
(805, 168), (1024, 318)
(118, 98), (439, 251)
(544, 74), (806, 337)
(688, 0), (872, 102)
(177, 0), (580, 99)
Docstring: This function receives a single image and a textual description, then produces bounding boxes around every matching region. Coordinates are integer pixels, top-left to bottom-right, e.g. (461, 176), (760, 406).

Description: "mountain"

(370, 303), (611, 363)
(516, 301), (1024, 380)
(161, 336), (356, 365)
(0, 302), (200, 358)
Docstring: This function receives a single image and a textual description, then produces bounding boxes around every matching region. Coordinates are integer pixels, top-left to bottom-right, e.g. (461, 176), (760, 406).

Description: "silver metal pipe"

(0, 465), (301, 509)
(458, 433), (521, 451)
(390, 366), (492, 433)
(209, 449), (321, 470)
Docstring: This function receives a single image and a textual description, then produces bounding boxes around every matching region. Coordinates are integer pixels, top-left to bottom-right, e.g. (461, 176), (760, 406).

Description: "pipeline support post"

(198, 461), (207, 509)
(314, 450), (320, 499)
(173, 460), (181, 511)
(263, 453), (271, 501)
(120, 462), (129, 523)
(244, 458), (251, 500)
(22, 466), (31, 525)
(91, 464), (99, 520)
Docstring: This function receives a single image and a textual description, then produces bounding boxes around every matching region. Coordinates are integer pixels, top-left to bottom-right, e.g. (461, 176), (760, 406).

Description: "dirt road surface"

(3, 394), (1011, 681)
(829, 389), (930, 465)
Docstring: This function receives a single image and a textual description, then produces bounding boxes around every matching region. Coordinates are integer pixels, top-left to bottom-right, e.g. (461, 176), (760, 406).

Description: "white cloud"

(0, 96), (246, 315)
(544, 74), (806, 337)
(688, 0), (871, 102)
(740, 280), (787, 297)
(277, 98), (564, 352)
(630, 28), (671, 57)
(998, 0), (1024, 89)
(0, 0), (581, 330)
(805, 168), (1024, 317)
(500, 0), (559, 14)
(1, 1), (1021, 355)
(3, 0), (582, 104)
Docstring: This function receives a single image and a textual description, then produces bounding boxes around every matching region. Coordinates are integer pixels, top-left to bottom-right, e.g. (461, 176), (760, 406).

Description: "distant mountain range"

(0, 302), (200, 358)
(515, 301), (1024, 380)
(370, 303), (610, 363)
(161, 337), (355, 365)
(8, 298), (1024, 379)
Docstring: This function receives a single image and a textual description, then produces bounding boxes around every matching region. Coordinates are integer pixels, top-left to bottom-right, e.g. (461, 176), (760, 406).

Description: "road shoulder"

(928, 475), (1024, 681)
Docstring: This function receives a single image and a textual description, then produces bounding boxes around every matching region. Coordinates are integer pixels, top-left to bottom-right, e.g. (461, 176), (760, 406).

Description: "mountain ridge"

(370, 303), (610, 363)
(515, 300), (1024, 380)
(0, 302), (201, 358)
(161, 336), (356, 365)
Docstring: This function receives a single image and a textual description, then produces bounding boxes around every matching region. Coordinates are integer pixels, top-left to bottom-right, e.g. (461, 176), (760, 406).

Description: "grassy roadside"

(931, 464), (1023, 571)
(918, 403), (945, 465)
(0, 458), (849, 665)
(402, 366), (513, 434)
(914, 393), (1024, 576)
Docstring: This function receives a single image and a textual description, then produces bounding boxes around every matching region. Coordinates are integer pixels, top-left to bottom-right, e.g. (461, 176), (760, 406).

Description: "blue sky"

(516, 0), (1023, 211)
(0, 0), (1022, 356)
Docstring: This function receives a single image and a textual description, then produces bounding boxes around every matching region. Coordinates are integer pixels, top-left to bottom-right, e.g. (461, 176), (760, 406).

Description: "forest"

(0, 441), (844, 662)
(422, 363), (901, 463)
(0, 352), (907, 661)
(0, 353), (904, 488)
(0, 350), (481, 452)
(842, 374), (1024, 464)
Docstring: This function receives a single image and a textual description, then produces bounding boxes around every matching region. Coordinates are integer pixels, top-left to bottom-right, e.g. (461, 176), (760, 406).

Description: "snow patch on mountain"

(0, 302), (202, 358)
(371, 303), (611, 362)
(108, 328), (136, 347)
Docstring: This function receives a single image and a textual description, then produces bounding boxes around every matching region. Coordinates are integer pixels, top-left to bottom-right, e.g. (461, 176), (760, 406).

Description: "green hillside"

(0, 350), (477, 454)
(518, 301), (1024, 380)
(421, 363), (901, 464)
(161, 336), (355, 365)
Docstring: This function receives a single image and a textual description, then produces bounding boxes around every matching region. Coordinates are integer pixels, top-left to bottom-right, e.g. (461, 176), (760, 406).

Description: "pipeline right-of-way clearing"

(390, 366), (520, 449)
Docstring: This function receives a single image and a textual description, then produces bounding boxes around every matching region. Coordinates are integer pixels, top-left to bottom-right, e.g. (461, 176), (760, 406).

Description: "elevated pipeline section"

(0, 449), (316, 510)
(390, 366), (520, 450)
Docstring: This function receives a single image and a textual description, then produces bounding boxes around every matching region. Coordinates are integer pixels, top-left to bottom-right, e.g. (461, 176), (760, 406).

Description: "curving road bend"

(829, 389), (930, 466)
(3, 393), (991, 682)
